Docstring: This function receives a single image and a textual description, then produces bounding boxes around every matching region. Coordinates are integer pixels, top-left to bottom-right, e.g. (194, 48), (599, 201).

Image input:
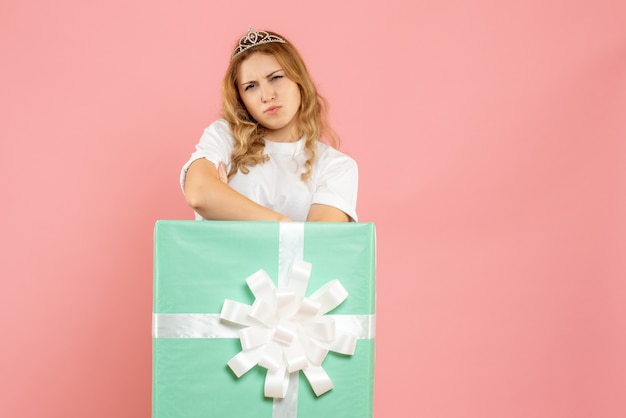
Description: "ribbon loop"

(297, 332), (329, 366)
(284, 339), (308, 373)
(329, 331), (357, 355)
(309, 280), (348, 314)
(291, 298), (320, 320)
(273, 321), (296, 345)
(303, 317), (336, 341)
(258, 341), (284, 371)
(302, 365), (334, 397)
(220, 300), (257, 327)
(247, 269), (276, 298)
(265, 366), (289, 399)
(250, 298), (278, 328)
(239, 326), (273, 350)
(227, 346), (264, 377)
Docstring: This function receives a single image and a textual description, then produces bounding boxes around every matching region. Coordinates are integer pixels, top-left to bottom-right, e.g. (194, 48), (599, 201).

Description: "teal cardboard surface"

(153, 221), (376, 418)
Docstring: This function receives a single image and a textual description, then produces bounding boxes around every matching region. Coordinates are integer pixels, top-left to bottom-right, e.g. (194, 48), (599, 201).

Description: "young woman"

(181, 29), (358, 222)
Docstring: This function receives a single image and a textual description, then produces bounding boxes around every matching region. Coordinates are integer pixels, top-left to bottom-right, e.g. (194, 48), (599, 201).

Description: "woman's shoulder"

(205, 118), (231, 134)
(312, 142), (358, 180)
(199, 119), (233, 143)
(314, 141), (357, 166)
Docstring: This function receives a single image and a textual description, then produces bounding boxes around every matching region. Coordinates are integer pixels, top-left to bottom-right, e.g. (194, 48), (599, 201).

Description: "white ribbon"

(152, 314), (374, 340)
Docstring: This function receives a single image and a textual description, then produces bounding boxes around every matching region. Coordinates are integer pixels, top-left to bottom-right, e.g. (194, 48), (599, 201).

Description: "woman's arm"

(306, 204), (350, 222)
(184, 158), (291, 221)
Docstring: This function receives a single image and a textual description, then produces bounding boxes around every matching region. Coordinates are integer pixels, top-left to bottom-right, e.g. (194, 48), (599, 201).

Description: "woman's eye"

(244, 84), (255, 91)
(271, 75), (283, 81)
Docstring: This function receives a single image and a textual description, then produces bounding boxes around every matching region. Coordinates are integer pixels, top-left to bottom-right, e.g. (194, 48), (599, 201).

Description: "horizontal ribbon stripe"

(153, 313), (375, 340)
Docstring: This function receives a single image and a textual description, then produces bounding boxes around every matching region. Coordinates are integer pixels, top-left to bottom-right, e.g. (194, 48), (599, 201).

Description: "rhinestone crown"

(231, 27), (286, 60)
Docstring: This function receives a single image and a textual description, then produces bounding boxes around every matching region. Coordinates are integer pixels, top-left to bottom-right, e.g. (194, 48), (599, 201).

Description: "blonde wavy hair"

(221, 31), (338, 181)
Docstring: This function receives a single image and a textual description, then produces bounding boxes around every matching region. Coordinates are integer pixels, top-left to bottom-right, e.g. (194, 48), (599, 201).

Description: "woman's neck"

(264, 124), (301, 143)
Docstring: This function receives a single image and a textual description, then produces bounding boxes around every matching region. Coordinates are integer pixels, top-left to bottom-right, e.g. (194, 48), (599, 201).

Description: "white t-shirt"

(180, 119), (358, 222)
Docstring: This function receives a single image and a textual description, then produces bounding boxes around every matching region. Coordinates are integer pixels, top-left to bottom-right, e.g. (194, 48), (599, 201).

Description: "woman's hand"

(217, 161), (228, 183)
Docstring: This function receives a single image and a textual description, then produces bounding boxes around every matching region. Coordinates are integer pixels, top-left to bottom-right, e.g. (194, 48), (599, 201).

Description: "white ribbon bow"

(219, 259), (357, 398)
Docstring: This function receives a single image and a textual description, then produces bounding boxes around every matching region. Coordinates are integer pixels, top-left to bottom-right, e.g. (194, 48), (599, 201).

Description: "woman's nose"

(260, 84), (275, 102)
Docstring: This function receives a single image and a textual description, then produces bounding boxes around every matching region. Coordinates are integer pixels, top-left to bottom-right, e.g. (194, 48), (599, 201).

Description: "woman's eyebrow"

(240, 69), (283, 86)
(265, 69), (283, 78)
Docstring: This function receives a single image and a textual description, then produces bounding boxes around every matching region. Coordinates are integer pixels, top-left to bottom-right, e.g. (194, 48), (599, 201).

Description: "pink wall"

(1, 1), (625, 417)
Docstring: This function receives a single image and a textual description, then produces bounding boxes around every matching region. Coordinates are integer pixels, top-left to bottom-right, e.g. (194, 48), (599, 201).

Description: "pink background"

(1, 1), (625, 417)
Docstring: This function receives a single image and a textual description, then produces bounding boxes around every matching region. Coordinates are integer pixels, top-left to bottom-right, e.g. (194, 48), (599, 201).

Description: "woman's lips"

(264, 106), (281, 114)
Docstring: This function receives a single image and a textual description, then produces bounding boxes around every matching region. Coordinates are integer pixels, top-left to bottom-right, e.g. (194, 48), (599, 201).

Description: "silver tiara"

(231, 27), (286, 60)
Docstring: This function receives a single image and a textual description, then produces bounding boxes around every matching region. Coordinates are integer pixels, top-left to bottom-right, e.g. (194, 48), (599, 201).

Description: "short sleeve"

(179, 119), (234, 190)
(311, 146), (359, 222)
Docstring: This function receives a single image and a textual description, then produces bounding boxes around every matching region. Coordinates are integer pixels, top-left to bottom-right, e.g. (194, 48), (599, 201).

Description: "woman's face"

(237, 53), (302, 142)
